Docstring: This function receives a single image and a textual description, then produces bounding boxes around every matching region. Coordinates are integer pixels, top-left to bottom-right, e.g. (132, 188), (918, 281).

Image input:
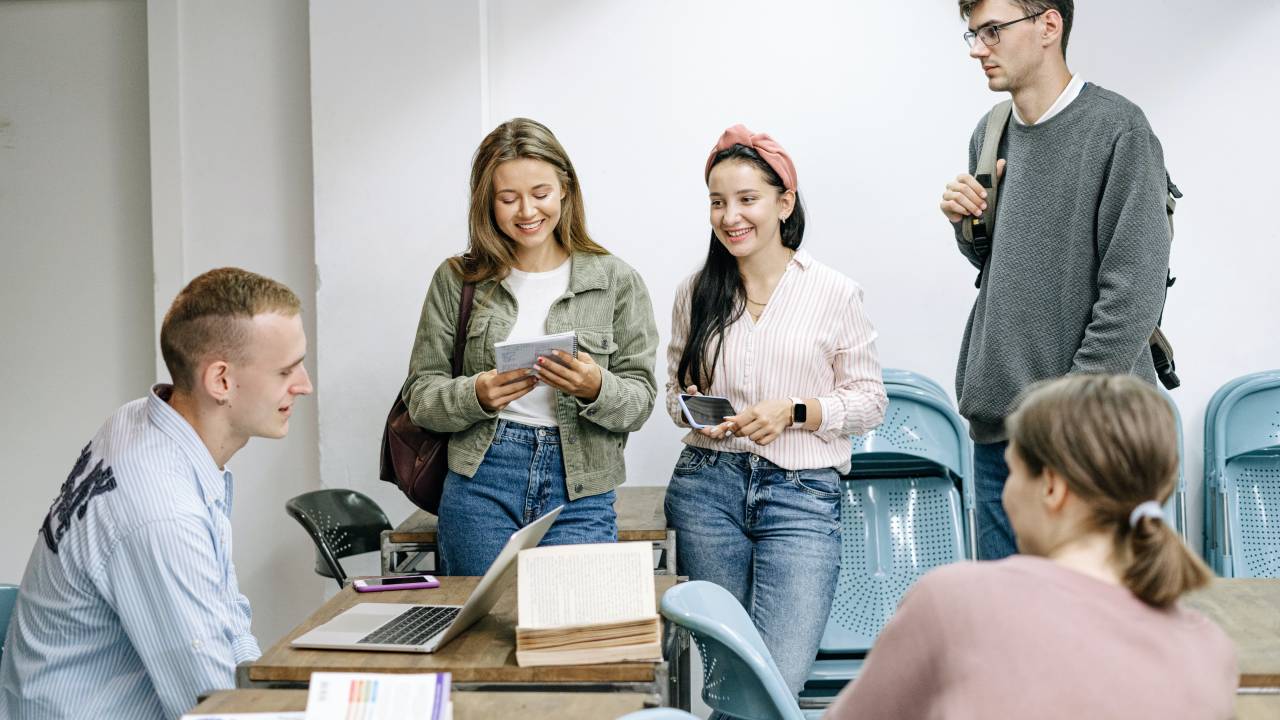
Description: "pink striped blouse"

(665, 249), (887, 473)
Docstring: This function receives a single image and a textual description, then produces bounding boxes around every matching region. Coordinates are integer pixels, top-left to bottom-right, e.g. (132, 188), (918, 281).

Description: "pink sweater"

(825, 556), (1237, 720)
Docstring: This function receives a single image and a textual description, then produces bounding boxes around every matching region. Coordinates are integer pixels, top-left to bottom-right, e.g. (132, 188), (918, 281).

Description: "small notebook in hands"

(291, 506), (564, 654)
(494, 331), (577, 373)
(515, 541), (663, 667)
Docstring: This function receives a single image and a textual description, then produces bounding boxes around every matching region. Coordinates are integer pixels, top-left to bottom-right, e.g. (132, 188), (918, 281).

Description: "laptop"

(291, 505), (563, 653)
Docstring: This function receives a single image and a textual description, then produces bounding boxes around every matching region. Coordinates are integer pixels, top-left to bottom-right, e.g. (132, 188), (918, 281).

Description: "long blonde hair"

(1006, 374), (1211, 608)
(452, 118), (607, 283)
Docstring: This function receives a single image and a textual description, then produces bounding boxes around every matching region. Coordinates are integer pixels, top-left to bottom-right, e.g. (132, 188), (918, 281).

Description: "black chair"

(285, 489), (392, 588)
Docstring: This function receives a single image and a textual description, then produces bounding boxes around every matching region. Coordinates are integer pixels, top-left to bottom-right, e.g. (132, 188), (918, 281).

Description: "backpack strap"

(1151, 173), (1183, 390)
(961, 99), (1013, 288)
(450, 258), (477, 378)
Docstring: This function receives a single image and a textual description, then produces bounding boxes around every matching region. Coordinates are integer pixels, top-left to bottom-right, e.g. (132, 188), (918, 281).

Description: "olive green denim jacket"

(403, 252), (659, 500)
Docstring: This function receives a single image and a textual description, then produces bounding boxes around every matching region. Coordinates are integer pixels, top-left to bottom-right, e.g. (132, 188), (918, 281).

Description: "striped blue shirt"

(0, 385), (260, 719)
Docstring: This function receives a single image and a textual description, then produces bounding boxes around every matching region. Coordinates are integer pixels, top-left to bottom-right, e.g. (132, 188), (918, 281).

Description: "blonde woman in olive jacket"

(403, 118), (659, 575)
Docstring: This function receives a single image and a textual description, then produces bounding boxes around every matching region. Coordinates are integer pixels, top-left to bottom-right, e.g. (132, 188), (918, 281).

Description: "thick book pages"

(515, 541), (663, 667)
(494, 330), (577, 373)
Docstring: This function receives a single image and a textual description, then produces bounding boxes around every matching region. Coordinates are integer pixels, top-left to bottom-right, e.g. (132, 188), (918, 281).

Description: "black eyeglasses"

(963, 10), (1046, 48)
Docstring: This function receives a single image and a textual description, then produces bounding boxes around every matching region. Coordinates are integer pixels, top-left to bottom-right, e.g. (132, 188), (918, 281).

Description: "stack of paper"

(304, 672), (451, 720)
(515, 541), (663, 667)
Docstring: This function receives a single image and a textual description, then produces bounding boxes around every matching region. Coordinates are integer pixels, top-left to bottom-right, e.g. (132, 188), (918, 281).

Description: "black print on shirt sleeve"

(40, 442), (118, 554)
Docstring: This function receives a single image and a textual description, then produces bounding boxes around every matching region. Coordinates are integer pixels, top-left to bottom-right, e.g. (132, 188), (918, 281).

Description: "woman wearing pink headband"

(664, 124), (888, 699)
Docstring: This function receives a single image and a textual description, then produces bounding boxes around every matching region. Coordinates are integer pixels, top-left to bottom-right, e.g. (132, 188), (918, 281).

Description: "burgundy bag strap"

(450, 260), (477, 378)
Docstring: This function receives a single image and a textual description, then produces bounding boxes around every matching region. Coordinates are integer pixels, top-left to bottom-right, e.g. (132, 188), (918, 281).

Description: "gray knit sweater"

(953, 83), (1171, 443)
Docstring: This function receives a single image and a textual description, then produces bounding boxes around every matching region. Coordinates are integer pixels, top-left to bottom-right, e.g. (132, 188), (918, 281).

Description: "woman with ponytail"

(663, 124), (887, 698)
(827, 374), (1237, 719)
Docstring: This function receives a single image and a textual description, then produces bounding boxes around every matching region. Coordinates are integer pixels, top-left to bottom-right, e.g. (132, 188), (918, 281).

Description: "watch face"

(794, 403), (807, 423)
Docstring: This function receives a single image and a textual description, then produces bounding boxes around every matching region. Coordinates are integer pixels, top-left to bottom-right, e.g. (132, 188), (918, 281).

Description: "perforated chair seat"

(821, 476), (964, 654)
(1205, 373), (1280, 577)
(1225, 452), (1280, 577)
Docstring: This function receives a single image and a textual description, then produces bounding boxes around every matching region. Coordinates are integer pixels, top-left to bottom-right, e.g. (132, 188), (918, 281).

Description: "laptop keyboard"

(358, 605), (462, 647)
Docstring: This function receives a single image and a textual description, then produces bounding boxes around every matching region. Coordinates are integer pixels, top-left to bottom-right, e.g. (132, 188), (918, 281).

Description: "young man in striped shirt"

(0, 268), (313, 719)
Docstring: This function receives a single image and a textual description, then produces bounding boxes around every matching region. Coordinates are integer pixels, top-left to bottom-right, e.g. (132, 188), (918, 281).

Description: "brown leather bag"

(379, 279), (476, 514)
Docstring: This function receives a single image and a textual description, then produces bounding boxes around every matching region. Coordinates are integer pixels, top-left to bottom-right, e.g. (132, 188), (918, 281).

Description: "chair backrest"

(820, 476), (964, 654)
(1204, 372), (1280, 498)
(285, 489), (391, 587)
(0, 584), (18, 663)
(1209, 375), (1280, 577)
(849, 387), (968, 482)
(660, 581), (804, 720)
(1201, 373), (1278, 569)
(1159, 389), (1187, 541)
(881, 368), (952, 406)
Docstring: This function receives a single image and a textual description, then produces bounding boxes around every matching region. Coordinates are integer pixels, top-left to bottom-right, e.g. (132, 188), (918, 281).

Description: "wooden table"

(1184, 578), (1280, 690)
(190, 689), (655, 718)
(381, 485), (676, 575)
(1236, 694), (1280, 719)
(236, 575), (689, 710)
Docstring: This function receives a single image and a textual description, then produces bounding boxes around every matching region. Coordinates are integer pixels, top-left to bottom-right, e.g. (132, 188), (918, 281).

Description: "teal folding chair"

(1160, 389), (1188, 543)
(661, 580), (822, 720)
(0, 583), (18, 663)
(1203, 372), (1280, 577)
(285, 489), (392, 587)
(802, 379), (972, 709)
(881, 368), (952, 407)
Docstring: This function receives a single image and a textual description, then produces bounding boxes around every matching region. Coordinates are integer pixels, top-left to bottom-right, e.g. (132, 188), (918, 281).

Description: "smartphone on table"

(678, 394), (738, 429)
(352, 574), (440, 592)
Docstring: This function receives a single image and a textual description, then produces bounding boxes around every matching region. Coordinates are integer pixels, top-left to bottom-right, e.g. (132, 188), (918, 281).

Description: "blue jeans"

(664, 446), (841, 697)
(975, 440), (1017, 560)
(437, 420), (617, 576)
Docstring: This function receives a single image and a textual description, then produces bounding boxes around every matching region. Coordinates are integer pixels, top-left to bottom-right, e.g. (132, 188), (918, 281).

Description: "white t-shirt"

(498, 259), (572, 427)
(1012, 73), (1085, 125)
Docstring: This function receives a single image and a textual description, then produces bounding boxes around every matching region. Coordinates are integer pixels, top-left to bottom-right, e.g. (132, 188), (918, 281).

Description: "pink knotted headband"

(704, 124), (798, 191)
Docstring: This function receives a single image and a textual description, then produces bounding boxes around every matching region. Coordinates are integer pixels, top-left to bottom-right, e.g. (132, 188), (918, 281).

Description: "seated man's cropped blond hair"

(160, 267), (301, 391)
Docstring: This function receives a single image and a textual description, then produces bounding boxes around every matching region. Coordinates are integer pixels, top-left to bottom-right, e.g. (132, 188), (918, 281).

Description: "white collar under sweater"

(1011, 73), (1084, 125)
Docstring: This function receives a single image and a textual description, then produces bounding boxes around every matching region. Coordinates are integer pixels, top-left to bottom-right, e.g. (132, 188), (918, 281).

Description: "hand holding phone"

(678, 393), (738, 429)
(353, 574), (440, 592)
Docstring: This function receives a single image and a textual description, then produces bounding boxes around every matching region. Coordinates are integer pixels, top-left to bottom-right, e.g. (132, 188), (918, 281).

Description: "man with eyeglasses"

(939, 0), (1173, 560)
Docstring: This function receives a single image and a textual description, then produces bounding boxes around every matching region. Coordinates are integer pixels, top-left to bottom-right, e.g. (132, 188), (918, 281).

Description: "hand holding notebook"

(494, 331), (578, 373)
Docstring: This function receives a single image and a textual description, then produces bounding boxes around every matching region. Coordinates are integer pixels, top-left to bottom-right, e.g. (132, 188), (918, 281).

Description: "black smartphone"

(678, 394), (738, 428)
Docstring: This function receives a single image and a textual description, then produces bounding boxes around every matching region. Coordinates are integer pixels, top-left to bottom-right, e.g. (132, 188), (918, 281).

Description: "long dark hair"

(676, 145), (806, 391)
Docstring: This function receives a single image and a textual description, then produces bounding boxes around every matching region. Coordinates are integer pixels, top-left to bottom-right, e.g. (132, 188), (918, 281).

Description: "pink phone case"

(353, 575), (440, 592)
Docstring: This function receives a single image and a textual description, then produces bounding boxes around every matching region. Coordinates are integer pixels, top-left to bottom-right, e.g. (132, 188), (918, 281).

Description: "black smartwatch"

(790, 397), (807, 427)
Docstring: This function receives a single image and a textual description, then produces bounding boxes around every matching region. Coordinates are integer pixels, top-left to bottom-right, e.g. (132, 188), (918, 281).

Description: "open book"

(515, 541), (663, 667)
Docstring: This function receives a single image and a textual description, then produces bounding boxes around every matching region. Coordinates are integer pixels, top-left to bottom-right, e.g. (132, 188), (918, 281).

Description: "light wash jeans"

(664, 446), (841, 698)
(437, 420), (617, 576)
(974, 440), (1018, 560)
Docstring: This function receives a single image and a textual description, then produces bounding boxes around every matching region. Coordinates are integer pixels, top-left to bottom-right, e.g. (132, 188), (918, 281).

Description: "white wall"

(147, 0), (328, 645)
(310, 0), (484, 522)
(312, 0), (1280, 555)
(0, 0), (154, 585)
